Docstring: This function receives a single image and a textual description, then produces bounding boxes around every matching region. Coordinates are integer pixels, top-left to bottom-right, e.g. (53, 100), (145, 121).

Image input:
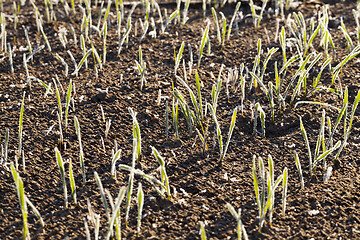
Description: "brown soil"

(1, 0), (360, 239)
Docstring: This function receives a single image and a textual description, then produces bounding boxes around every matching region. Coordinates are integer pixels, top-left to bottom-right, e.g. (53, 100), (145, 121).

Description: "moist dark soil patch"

(1, 0), (360, 239)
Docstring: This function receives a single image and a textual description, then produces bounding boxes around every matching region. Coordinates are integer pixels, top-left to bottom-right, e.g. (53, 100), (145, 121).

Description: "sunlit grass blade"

(199, 221), (207, 240)
(119, 164), (167, 199)
(68, 158), (77, 205)
(55, 53), (69, 77)
(194, 70), (204, 120)
(91, 39), (102, 69)
(165, 100), (169, 140)
(295, 101), (341, 112)
(125, 137), (137, 228)
(18, 92), (25, 163)
(263, 174), (283, 220)
(282, 167), (288, 216)
(211, 8), (220, 44)
(252, 155), (260, 214)
(207, 103), (223, 158)
(282, 53), (313, 98)
(340, 18), (354, 53)
(74, 116), (85, 183)
(129, 107), (141, 162)
(303, 24), (321, 58)
(152, 146), (171, 199)
(331, 45), (360, 86)
(118, 17), (132, 55)
(227, 2), (241, 41)
(55, 147), (68, 208)
(165, 9), (179, 29)
(11, 162), (29, 240)
(335, 89), (360, 161)
(111, 149), (122, 179)
(105, 187), (126, 240)
(279, 26), (286, 65)
(294, 151), (304, 190)
(72, 49), (92, 76)
(299, 117), (312, 172)
(174, 41), (185, 75)
(25, 196), (45, 228)
(172, 97), (179, 138)
(94, 171), (110, 222)
(226, 203), (248, 240)
(176, 76), (200, 124)
(27, 76), (53, 94)
(221, 107), (237, 162)
(198, 23), (209, 67)
(313, 141), (341, 169)
(137, 182), (144, 237)
(326, 95), (347, 148)
(254, 103), (266, 137)
(65, 80), (72, 131)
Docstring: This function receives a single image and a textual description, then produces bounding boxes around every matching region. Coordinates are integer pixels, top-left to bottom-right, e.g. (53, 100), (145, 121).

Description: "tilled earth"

(1, 0), (360, 239)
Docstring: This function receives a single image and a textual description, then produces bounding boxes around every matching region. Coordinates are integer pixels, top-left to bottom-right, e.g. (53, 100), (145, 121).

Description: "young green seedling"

(249, 0), (268, 29)
(174, 41), (185, 76)
(164, 9), (179, 32)
(65, 80), (72, 131)
(227, 2), (241, 41)
(11, 162), (29, 239)
(294, 151), (304, 190)
(282, 167), (288, 216)
(111, 149), (121, 179)
(198, 23), (209, 67)
(211, 8), (221, 45)
(94, 171), (111, 224)
(135, 46), (146, 90)
(226, 203), (248, 240)
(340, 17), (354, 53)
(119, 164), (167, 199)
(165, 100), (169, 140)
(18, 92), (25, 165)
(129, 107), (141, 162)
(253, 103), (266, 137)
(335, 89), (360, 162)
(172, 97), (179, 138)
(72, 49), (92, 76)
(39, 23), (52, 52)
(152, 147), (171, 199)
(299, 113), (342, 174)
(8, 43), (13, 74)
(55, 53), (69, 77)
(74, 116), (85, 183)
(207, 104), (238, 162)
(252, 155), (284, 232)
(173, 84), (195, 136)
(219, 12), (227, 47)
(68, 158), (77, 205)
(105, 187), (126, 240)
(125, 137), (137, 228)
(182, 0), (191, 25)
(330, 45), (360, 86)
(118, 17), (132, 55)
(55, 147), (68, 208)
(91, 39), (102, 70)
(11, 163), (45, 239)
